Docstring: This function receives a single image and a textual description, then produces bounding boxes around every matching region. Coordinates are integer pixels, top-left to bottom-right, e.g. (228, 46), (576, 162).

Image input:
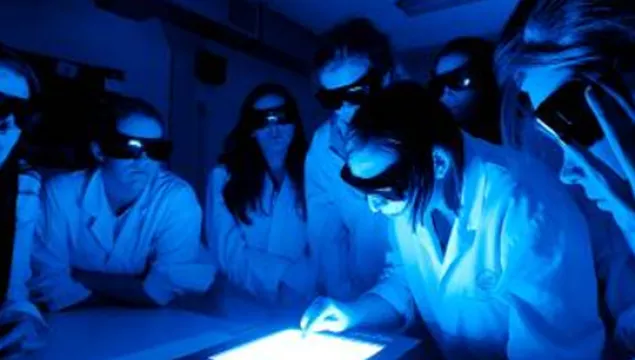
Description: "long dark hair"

(219, 83), (308, 225)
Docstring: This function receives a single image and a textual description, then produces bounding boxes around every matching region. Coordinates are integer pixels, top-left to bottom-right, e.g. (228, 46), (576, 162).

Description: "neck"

(428, 171), (460, 222)
(102, 175), (138, 215)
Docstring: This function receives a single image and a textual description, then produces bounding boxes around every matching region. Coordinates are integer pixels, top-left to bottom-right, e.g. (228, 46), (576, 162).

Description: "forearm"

(351, 294), (404, 330)
(73, 270), (159, 307)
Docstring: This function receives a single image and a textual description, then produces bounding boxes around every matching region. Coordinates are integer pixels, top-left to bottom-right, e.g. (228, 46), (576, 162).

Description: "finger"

(304, 303), (337, 334)
(300, 297), (328, 331)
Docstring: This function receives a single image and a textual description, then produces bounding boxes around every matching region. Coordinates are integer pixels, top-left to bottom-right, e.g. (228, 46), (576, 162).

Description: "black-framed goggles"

(533, 80), (604, 147)
(315, 68), (383, 110)
(340, 161), (410, 201)
(99, 133), (172, 161)
(249, 104), (294, 129)
(0, 93), (32, 130)
(428, 65), (481, 98)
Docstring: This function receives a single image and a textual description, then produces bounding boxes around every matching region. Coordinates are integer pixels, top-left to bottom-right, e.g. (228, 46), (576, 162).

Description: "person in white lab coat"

(301, 82), (605, 359)
(306, 18), (404, 300)
(0, 45), (46, 357)
(495, 0), (635, 354)
(207, 83), (315, 309)
(32, 95), (213, 312)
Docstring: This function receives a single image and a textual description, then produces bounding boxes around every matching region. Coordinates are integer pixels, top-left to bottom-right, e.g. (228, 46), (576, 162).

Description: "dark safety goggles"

(428, 65), (480, 98)
(99, 133), (173, 161)
(249, 104), (294, 129)
(340, 161), (410, 201)
(315, 69), (383, 110)
(0, 93), (31, 130)
(533, 80), (604, 147)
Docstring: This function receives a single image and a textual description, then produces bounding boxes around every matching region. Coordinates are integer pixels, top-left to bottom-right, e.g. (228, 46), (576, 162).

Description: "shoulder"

(152, 170), (199, 205)
(307, 120), (332, 156)
(43, 170), (89, 196)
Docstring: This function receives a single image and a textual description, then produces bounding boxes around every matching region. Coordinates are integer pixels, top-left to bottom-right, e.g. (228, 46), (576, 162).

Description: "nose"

(559, 153), (582, 185)
(367, 195), (386, 213)
(269, 124), (281, 137)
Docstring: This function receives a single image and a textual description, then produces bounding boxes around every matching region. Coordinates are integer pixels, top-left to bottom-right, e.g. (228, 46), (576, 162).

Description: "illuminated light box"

(180, 327), (422, 360)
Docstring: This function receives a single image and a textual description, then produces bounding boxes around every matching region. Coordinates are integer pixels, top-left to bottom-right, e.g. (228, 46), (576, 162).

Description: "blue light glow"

(209, 329), (384, 360)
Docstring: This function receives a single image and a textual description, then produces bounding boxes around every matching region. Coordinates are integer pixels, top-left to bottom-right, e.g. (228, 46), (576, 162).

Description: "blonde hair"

(495, 0), (635, 85)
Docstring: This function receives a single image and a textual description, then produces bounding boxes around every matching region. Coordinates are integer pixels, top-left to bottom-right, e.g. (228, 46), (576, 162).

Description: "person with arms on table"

(495, 0), (635, 354)
(31, 95), (213, 312)
(301, 83), (605, 359)
(306, 18), (406, 301)
(206, 83), (316, 309)
(0, 44), (47, 357)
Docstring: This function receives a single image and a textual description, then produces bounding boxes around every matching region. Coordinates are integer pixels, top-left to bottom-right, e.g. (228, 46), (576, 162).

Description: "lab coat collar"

(80, 169), (115, 251)
(460, 133), (492, 232)
(79, 169), (153, 251)
(327, 115), (348, 160)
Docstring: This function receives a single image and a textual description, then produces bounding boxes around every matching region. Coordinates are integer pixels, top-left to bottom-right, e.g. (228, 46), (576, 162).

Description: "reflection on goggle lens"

(99, 134), (173, 161)
(251, 105), (293, 129)
(533, 80), (604, 147)
(429, 66), (478, 98)
(315, 69), (382, 110)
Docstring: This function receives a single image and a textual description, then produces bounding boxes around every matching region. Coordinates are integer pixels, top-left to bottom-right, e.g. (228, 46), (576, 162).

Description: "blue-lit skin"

(435, 53), (478, 124)
(521, 66), (635, 232)
(92, 114), (163, 211)
(253, 93), (295, 176)
(0, 64), (46, 355)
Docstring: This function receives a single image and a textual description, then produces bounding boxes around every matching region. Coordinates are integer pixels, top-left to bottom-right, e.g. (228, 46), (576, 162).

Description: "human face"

(344, 140), (410, 216)
(520, 65), (631, 214)
(433, 52), (479, 123)
(99, 114), (164, 198)
(0, 64), (29, 166)
(317, 54), (375, 127)
(252, 93), (295, 168)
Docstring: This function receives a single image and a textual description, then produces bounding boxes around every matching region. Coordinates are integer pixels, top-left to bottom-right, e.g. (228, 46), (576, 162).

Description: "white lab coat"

(206, 167), (313, 302)
(516, 120), (635, 353)
(32, 169), (214, 311)
(370, 136), (605, 359)
(305, 119), (390, 300)
(1, 168), (45, 330)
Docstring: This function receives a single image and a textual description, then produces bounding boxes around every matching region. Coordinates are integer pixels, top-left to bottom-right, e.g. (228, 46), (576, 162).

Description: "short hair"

(435, 36), (496, 72)
(313, 17), (394, 75)
(349, 81), (464, 228)
(95, 94), (164, 141)
(0, 43), (40, 96)
(495, 0), (635, 85)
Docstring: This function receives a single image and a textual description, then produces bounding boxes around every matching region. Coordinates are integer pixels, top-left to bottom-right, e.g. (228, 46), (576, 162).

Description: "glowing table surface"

(19, 308), (254, 360)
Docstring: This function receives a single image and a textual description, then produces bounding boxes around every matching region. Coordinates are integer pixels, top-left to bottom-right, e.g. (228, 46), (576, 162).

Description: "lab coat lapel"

(266, 176), (306, 260)
(80, 170), (115, 252)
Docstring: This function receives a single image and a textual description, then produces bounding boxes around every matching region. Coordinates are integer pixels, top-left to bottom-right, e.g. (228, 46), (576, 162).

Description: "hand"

(0, 318), (45, 357)
(299, 297), (360, 335)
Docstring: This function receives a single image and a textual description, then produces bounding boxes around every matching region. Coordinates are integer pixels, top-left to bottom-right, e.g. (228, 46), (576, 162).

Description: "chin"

(379, 203), (408, 217)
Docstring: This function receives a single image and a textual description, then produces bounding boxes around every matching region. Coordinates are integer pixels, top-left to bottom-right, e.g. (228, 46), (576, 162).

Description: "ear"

(90, 142), (105, 163)
(432, 146), (452, 180)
